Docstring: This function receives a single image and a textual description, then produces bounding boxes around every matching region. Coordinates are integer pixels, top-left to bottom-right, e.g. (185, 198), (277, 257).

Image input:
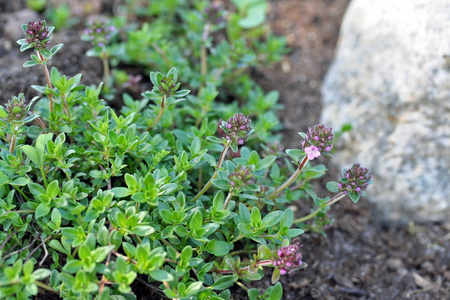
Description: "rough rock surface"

(320, 0), (450, 222)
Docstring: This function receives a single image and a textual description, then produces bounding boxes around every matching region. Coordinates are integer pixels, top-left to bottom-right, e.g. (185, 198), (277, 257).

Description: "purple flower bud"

(338, 163), (372, 195)
(222, 113), (253, 148)
(280, 269), (287, 275)
(96, 28), (102, 33)
(110, 26), (115, 31)
(301, 124), (334, 155)
(23, 19), (52, 50)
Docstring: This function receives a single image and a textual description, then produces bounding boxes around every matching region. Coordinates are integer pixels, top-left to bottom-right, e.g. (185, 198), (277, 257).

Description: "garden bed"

(0, 0), (449, 299)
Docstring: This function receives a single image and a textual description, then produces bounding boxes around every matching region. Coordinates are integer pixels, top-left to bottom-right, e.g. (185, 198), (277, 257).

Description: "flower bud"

(221, 113), (253, 146)
(228, 165), (255, 190)
(272, 238), (303, 275)
(338, 163), (372, 195)
(24, 19), (51, 50)
(3, 94), (29, 123)
(301, 124), (334, 155)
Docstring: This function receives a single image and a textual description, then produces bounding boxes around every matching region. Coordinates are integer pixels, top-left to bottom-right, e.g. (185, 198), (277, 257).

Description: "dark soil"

(1, 1), (449, 299)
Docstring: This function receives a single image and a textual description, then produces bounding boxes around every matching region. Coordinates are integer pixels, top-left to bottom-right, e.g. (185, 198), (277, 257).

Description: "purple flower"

(272, 238), (303, 275)
(228, 165), (255, 190)
(221, 113), (253, 148)
(23, 19), (52, 50)
(338, 163), (372, 195)
(301, 124), (334, 155)
(3, 94), (29, 123)
(305, 145), (321, 160)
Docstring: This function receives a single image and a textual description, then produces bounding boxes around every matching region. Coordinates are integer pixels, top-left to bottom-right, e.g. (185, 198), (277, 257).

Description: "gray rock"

(3, 9), (40, 43)
(321, 0), (450, 222)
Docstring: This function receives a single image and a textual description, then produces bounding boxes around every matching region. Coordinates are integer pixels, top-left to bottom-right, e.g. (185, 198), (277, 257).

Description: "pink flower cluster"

(338, 163), (372, 195)
(84, 19), (115, 47)
(24, 19), (51, 50)
(221, 113), (253, 146)
(301, 124), (334, 155)
(272, 239), (303, 275)
(305, 145), (320, 160)
(228, 165), (255, 190)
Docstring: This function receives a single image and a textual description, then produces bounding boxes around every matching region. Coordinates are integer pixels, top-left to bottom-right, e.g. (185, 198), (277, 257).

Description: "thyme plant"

(0, 12), (372, 300)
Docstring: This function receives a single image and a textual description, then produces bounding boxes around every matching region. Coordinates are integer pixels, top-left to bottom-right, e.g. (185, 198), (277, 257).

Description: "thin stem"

(293, 192), (347, 224)
(3, 210), (34, 214)
(13, 186), (31, 202)
(101, 53), (110, 90)
(293, 208), (320, 224)
(200, 23), (211, 77)
(112, 250), (137, 264)
(235, 281), (249, 292)
(192, 142), (230, 202)
(267, 156), (309, 200)
(223, 188), (234, 210)
(38, 51), (54, 113)
(150, 95), (166, 129)
(35, 280), (58, 293)
(0, 231), (17, 251)
(215, 260), (273, 274)
(161, 239), (180, 256)
(228, 249), (257, 256)
(3, 236), (39, 259)
(34, 115), (46, 130)
(152, 43), (170, 66)
(40, 167), (48, 189)
(326, 192), (346, 207)
(26, 236), (52, 262)
(9, 134), (17, 153)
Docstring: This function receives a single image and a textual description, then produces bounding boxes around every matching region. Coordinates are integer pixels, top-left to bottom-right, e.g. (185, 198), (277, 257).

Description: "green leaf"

(97, 226), (109, 246)
(21, 145), (40, 167)
(150, 269), (174, 282)
(271, 268), (281, 284)
(28, 182), (46, 196)
(348, 192), (360, 203)
(49, 240), (70, 255)
(23, 60), (39, 68)
(248, 151), (259, 165)
(0, 171), (9, 186)
(51, 208), (61, 227)
(32, 269), (51, 280)
(248, 288), (259, 300)
(133, 225), (155, 236)
(110, 187), (131, 198)
(10, 177), (30, 186)
(50, 43), (64, 55)
(203, 153), (217, 167)
(256, 156), (277, 170)
(326, 181), (340, 193)
(205, 240), (231, 256)
(185, 281), (203, 295)
(180, 246), (193, 261)
(262, 211), (282, 227)
(210, 275), (237, 290)
(189, 211), (203, 230)
(47, 180), (60, 199)
(250, 207), (261, 227)
(92, 245), (115, 263)
(211, 178), (230, 190)
(63, 259), (82, 273)
(268, 282), (283, 300)
(35, 203), (51, 219)
(206, 136), (223, 144)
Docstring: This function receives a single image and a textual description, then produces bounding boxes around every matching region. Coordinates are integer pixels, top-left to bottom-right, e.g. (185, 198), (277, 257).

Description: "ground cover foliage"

(0, 1), (377, 299)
